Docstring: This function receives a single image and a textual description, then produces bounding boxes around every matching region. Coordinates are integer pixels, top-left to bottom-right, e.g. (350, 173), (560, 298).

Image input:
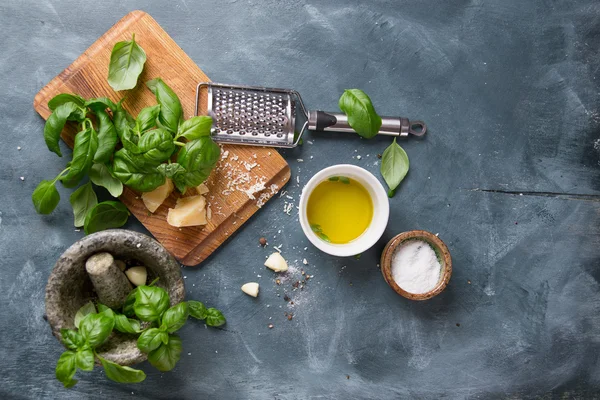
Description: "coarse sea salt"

(391, 240), (441, 294)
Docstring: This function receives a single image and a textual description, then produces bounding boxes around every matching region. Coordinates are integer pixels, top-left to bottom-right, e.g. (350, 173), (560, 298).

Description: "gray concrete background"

(1, 0), (600, 398)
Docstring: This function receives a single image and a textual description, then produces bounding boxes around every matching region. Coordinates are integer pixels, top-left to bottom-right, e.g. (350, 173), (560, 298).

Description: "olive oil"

(307, 176), (373, 244)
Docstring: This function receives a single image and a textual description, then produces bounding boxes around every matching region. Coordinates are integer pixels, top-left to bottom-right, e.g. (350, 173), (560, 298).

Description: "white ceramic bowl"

(299, 164), (389, 257)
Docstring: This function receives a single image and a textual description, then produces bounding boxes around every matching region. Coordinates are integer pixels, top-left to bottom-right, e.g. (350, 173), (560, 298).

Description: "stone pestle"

(85, 252), (132, 309)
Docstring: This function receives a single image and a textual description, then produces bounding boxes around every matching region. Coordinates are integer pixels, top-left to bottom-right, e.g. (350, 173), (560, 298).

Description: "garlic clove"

(125, 266), (147, 286)
(115, 260), (127, 271)
(264, 252), (288, 272)
(241, 282), (259, 297)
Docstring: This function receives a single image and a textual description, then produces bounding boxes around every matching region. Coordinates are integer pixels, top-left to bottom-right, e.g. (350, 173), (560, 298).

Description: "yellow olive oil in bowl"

(306, 176), (373, 244)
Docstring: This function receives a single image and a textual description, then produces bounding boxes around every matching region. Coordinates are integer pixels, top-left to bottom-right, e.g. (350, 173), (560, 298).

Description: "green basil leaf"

(74, 301), (97, 329)
(31, 180), (60, 214)
(107, 33), (147, 91)
(137, 128), (175, 164)
(60, 329), (85, 351)
(99, 356), (146, 383)
(137, 328), (168, 353)
(147, 334), (182, 372)
(61, 126), (98, 188)
(83, 201), (130, 235)
(48, 93), (86, 111)
(114, 314), (142, 334)
(205, 308), (226, 327)
(157, 163), (186, 179)
(134, 285), (170, 322)
(112, 148), (165, 192)
(75, 348), (94, 371)
(162, 303), (188, 333)
(69, 182), (98, 228)
(186, 300), (207, 320)
(146, 78), (183, 134)
(175, 137), (220, 192)
(79, 312), (114, 348)
(338, 89), (382, 139)
(85, 97), (117, 112)
(380, 138), (409, 196)
(114, 101), (136, 138)
(44, 102), (82, 157)
(135, 104), (161, 133)
(89, 163), (124, 198)
(122, 287), (138, 317)
(177, 116), (212, 140)
(56, 351), (78, 388)
(97, 303), (115, 319)
(92, 109), (118, 164)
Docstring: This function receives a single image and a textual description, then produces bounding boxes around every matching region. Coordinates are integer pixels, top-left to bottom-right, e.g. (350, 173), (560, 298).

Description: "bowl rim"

(298, 164), (390, 257)
(380, 230), (452, 300)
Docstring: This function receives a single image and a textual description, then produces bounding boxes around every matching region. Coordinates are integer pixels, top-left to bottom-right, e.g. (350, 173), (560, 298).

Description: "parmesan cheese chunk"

(142, 179), (174, 213)
(195, 183), (209, 195)
(167, 195), (207, 227)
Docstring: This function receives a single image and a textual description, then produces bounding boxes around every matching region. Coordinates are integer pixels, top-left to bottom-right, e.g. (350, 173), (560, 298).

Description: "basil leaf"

(84, 201), (130, 235)
(205, 308), (226, 327)
(122, 287), (138, 317)
(44, 102), (82, 157)
(92, 109), (118, 164)
(48, 93), (86, 111)
(186, 300), (207, 320)
(135, 104), (161, 133)
(97, 303), (115, 319)
(84, 97), (117, 112)
(114, 314), (142, 334)
(380, 138), (409, 197)
(175, 137), (220, 192)
(146, 78), (183, 134)
(75, 348), (94, 371)
(157, 163), (186, 179)
(177, 116), (212, 140)
(107, 33), (147, 91)
(61, 126), (98, 188)
(112, 148), (165, 192)
(31, 180), (60, 214)
(162, 303), (188, 333)
(89, 163), (123, 198)
(69, 182), (98, 228)
(79, 313), (114, 348)
(74, 302), (97, 329)
(114, 101), (136, 138)
(137, 128), (175, 164)
(137, 328), (168, 353)
(99, 356), (146, 384)
(60, 329), (85, 351)
(134, 285), (170, 322)
(148, 334), (182, 372)
(56, 351), (78, 388)
(338, 89), (382, 139)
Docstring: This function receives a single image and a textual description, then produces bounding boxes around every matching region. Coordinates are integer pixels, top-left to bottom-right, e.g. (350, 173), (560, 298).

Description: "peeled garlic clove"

(125, 266), (147, 286)
(115, 260), (127, 271)
(264, 252), (288, 272)
(241, 282), (259, 297)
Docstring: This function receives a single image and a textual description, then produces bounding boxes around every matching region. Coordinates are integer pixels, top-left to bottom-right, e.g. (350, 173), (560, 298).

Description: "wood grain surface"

(33, 10), (290, 266)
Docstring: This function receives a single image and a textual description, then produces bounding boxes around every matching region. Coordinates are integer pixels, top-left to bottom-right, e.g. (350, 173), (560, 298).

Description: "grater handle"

(307, 111), (426, 137)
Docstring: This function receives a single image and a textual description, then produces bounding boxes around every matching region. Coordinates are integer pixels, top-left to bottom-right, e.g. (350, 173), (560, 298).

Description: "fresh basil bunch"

(56, 285), (226, 387)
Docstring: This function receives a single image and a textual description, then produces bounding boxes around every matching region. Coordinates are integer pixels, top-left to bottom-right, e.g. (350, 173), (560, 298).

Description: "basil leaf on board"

(75, 348), (94, 371)
(89, 163), (123, 198)
(135, 104), (161, 134)
(338, 89), (382, 139)
(137, 328), (168, 353)
(83, 201), (130, 235)
(74, 302), (97, 329)
(114, 314), (142, 334)
(99, 356), (146, 384)
(161, 302), (188, 333)
(44, 102), (83, 157)
(79, 313), (114, 348)
(205, 308), (226, 327)
(134, 285), (170, 322)
(157, 163), (186, 179)
(91, 109), (118, 164)
(60, 329), (85, 351)
(175, 137), (220, 192)
(137, 128), (176, 164)
(186, 300), (207, 320)
(107, 33), (147, 91)
(84, 97), (117, 112)
(69, 182), (98, 228)
(380, 138), (409, 197)
(61, 126), (98, 188)
(114, 101), (136, 138)
(112, 148), (165, 192)
(56, 351), (78, 388)
(177, 116), (212, 140)
(146, 78), (183, 134)
(122, 287), (138, 317)
(48, 93), (86, 111)
(147, 334), (182, 372)
(31, 180), (60, 214)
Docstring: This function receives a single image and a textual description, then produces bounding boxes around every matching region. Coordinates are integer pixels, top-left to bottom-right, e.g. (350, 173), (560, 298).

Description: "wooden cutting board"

(33, 10), (290, 266)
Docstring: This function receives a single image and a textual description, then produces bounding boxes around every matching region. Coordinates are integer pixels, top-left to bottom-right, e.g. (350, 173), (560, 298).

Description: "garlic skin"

(264, 252), (288, 272)
(241, 282), (259, 297)
(125, 266), (148, 286)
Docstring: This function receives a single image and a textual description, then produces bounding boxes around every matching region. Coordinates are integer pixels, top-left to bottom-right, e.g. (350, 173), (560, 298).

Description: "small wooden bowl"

(380, 230), (452, 300)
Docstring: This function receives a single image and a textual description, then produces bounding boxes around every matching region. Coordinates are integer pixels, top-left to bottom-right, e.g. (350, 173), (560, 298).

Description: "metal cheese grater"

(196, 82), (427, 148)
